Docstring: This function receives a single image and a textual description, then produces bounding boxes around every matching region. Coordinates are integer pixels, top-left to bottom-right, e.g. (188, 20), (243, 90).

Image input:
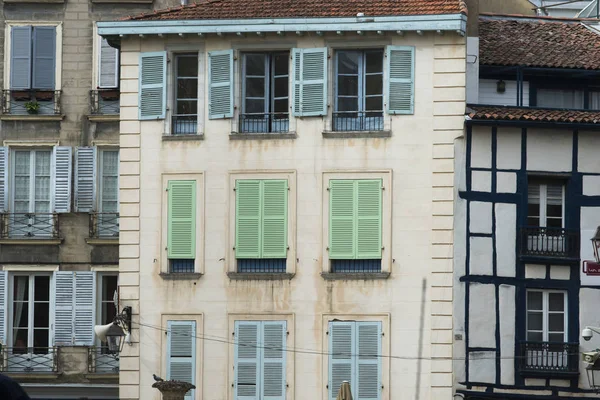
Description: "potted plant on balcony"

(24, 100), (40, 114)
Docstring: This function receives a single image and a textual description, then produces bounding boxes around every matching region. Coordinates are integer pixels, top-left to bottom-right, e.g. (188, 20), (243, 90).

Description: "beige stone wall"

(120, 32), (465, 400)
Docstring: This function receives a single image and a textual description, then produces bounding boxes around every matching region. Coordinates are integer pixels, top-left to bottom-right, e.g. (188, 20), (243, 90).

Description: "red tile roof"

(479, 16), (600, 70)
(467, 105), (600, 124)
(125, 0), (466, 21)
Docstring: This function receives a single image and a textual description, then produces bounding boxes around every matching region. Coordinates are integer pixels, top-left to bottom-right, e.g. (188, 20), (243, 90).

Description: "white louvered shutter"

(261, 321), (286, 400)
(139, 52), (167, 120)
(99, 37), (119, 88)
(0, 271), (6, 345)
(235, 321), (260, 400)
(386, 46), (414, 115)
(0, 147), (7, 212)
(329, 321), (355, 400)
(53, 146), (72, 213)
(292, 48), (327, 117)
(54, 271), (74, 345)
(75, 147), (97, 212)
(208, 50), (234, 119)
(74, 272), (95, 345)
(167, 321), (196, 399)
(356, 322), (381, 400)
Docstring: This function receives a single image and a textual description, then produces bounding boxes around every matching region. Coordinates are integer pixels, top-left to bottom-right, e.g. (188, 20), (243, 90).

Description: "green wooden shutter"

(329, 321), (355, 400)
(386, 46), (414, 115)
(261, 321), (286, 400)
(11, 26), (32, 90)
(167, 321), (196, 400)
(235, 321), (260, 400)
(261, 180), (288, 259)
(139, 51), (167, 120)
(167, 180), (196, 259)
(329, 180), (356, 259)
(291, 48), (327, 117)
(236, 180), (261, 258)
(208, 49), (234, 119)
(356, 322), (381, 400)
(356, 180), (382, 259)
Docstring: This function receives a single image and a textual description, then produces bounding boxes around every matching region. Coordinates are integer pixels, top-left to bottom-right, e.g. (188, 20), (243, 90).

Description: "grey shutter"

(11, 26), (32, 90)
(54, 271), (74, 345)
(53, 146), (72, 213)
(74, 271), (95, 345)
(235, 321), (260, 400)
(261, 321), (286, 400)
(139, 52), (167, 120)
(329, 321), (355, 400)
(292, 48), (327, 117)
(208, 50), (234, 119)
(0, 147), (7, 212)
(167, 321), (196, 400)
(32, 26), (56, 90)
(356, 322), (381, 400)
(99, 38), (119, 88)
(0, 271), (6, 345)
(75, 147), (97, 212)
(386, 46), (414, 115)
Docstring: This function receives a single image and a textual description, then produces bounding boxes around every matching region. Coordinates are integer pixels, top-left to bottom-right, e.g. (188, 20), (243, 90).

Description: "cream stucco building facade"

(98, 2), (467, 399)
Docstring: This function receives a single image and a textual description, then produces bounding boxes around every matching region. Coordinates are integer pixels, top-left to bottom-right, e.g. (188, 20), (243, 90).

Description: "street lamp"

(591, 227), (600, 263)
(94, 306), (132, 355)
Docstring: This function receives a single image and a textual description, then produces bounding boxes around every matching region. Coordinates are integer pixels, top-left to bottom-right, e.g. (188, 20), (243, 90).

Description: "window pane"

(273, 53), (289, 76)
(103, 276), (118, 302)
(14, 151), (31, 210)
(177, 79), (198, 100)
(546, 217), (562, 228)
(547, 204), (562, 219)
(12, 329), (28, 351)
(176, 100), (198, 115)
(337, 51), (359, 74)
(176, 55), (198, 77)
(35, 151), (51, 177)
(365, 74), (383, 96)
(34, 276), (49, 301)
(527, 331), (543, 341)
(245, 54), (266, 76)
(537, 88), (584, 109)
(365, 51), (383, 73)
(548, 332), (565, 342)
(366, 96), (383, 112)
(337, 76), (358, 96)
(33, 329), (49, 351)
(12, 301), (28, 329)
(245, 77), (265, 98)
(102, 151), (119, 176)
(527, 291), (543, 310)
(549, 293), (564, 311)
(527, 312), (543, 331)
(527, 216), (540, 226)
(34, 303), (49, 329)
(245, 99), (265, 114)
(548, 313), (564, 332)
(274, 99), (288, 115)
(273, 77), (288, 98)
(527, 204), (540, 220)
(337, 97), (358, 112)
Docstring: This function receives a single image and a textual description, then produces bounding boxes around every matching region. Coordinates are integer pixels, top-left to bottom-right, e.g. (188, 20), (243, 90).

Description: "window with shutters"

(334, 50), (383, 132)
(91, 35), (120, 115)
(328, 321), (382, 400)
(527, 180), (565, 229)
(96, 149), (119, 238)
(97, 274), (118, 360)
(240, 52), (289, 134)
(171, 54), (199, 135)
(167, 180), (197, 273)
(167, 320), (196, 399)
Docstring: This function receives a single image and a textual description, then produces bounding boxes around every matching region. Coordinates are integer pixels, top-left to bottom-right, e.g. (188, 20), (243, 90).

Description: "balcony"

(171, 115), (198, 135)
(239, 112), (289, 134)
(518, 341), (579, 377)
(89, 213), (119, 240)
(0, 347), (58, 373)
(0, 213), (59, 240)
(332, 111), (384, 132)
(1, 90), (61, 117)
(519, 227), (580, 261)
(88, 347), (119, 374)
(90, 89), (120, 116)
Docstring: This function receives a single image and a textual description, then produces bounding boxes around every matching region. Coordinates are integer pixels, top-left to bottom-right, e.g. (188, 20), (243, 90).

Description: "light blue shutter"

(356, 322), (381, 400)
(11, 27), (32, 90)
(74, 272), (95, 345)
(139, 52), (167, 120)
(32, 27), (56, 90)
(208, 50), (234, 119)
(386, 46), (414, 114)
(235, 321), (260, 400)
(167, 321), (196, 400)
(53, 146), (72, 213)
(54, 271), (74, 345)
(75, 147), (97, 212)
(0, 147), (7, 212)
(261, 321), (286, 400)
(0, 271), (6, 345)
(329, 321), (355, 400)
(292, 48), (328, 116)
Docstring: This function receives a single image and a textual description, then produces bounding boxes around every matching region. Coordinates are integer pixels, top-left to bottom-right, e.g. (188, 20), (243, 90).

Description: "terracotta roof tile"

(479, 16), (600, 70)
(467, 105), (600, 124)
(125, 0), (465, 21)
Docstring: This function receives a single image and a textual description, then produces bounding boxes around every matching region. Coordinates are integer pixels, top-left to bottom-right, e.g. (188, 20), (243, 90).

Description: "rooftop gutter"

(466, 118), (600, 131)
(97, 13), (466, 37)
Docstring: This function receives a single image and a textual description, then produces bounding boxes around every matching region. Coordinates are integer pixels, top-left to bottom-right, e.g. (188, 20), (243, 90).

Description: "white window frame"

(97, 37), (119, 89)
(9, 148), (54, 213)
(333, 49), (384, 114)
(526, 289), (568, 342)
(528, 181), (565, 228)
(171, 53), (200, 135)
(97, 148), (119, 213)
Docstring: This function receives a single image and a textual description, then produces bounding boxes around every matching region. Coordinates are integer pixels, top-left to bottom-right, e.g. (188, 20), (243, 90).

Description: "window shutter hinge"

(326, 247), (329, 251)
(381, 246), (385, 250)
(233, 188), (236, 191)
(326, 384), (329, 389)
(327, 187), (330, 191)
(326, 331), (329, 335)
(287, 246), (290, 250)
(382, 186), (385, 190)
(233, 247), (236, 250)
(166, 188), (169, 191)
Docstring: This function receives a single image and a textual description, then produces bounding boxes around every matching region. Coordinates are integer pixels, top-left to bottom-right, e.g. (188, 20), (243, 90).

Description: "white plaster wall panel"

(496, 127), (522, 170)
(580, 288), (600, 386)
(578, 131), (600, 173)
(525, 264), (546, 279)
(583, 175), (600, 196)
(472, 171), (492, 192)
(469, 353), (496, 383)
(479, 79), (530, 107)
(526, 129), (572, 172)
(499, 285), (516, 385)
(469, 237), (493, 275)
(497, 172), (517, 194)
(470, 129), (492, 168)
(550, 265), (570, 280)
(581, 207), (600, 286)
(496, 203), (517, 277)
(470, 201), (493, 234)
(456, 137), (468, 192)
(469, 283), (496, 348)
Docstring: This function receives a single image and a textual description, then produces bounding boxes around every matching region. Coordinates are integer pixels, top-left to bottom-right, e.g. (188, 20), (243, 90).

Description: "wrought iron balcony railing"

(88, 346), (119, 374)
(519, 226), (580, 259)
(172, 115), (198, 135)
(0, 347), (58, 373)
(90, 89), (120, 115)
(239, 112), (289, 133)
(332, 111), (384, 132)
(1, 90), (62, 115)
(519, 341), (579, 376)
(0, 213), (59, 239)
(89, 212), (119, 239)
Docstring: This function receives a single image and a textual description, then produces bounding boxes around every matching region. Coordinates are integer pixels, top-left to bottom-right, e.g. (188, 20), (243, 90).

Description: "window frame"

(527, 180), (565, 228)
(172, 53), (200, 135)
(9, 148), (54, 214)
(96, 34), (119, 89)
(97, 148), (119, 214)
(526, 289), (568, 343)
(95, 272), (118, 350)
(333, 49), (384, 114)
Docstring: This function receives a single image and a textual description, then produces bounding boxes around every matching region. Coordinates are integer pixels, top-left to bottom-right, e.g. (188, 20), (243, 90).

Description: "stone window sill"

(85, 373), (119, 380)
(85, 238), (119, 245)
(162, 134), (205, 141)
(159, 272), (203, 280)
(227, 272), (295, 281)
(320, 272), (391, 280)
(0, 238), (62, 245)
(0, 115), (64, 122)
(229, 132), (297, 140)
(88, 114), (119, 123)
(322, 130), (391, 139)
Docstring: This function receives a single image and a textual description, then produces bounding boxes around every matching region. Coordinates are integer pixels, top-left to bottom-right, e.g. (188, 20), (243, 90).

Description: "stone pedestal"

(152, 380), (196, 400)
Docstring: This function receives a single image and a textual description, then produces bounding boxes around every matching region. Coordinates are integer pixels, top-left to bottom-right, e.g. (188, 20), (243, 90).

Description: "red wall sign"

(583, 260), (600, 276)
